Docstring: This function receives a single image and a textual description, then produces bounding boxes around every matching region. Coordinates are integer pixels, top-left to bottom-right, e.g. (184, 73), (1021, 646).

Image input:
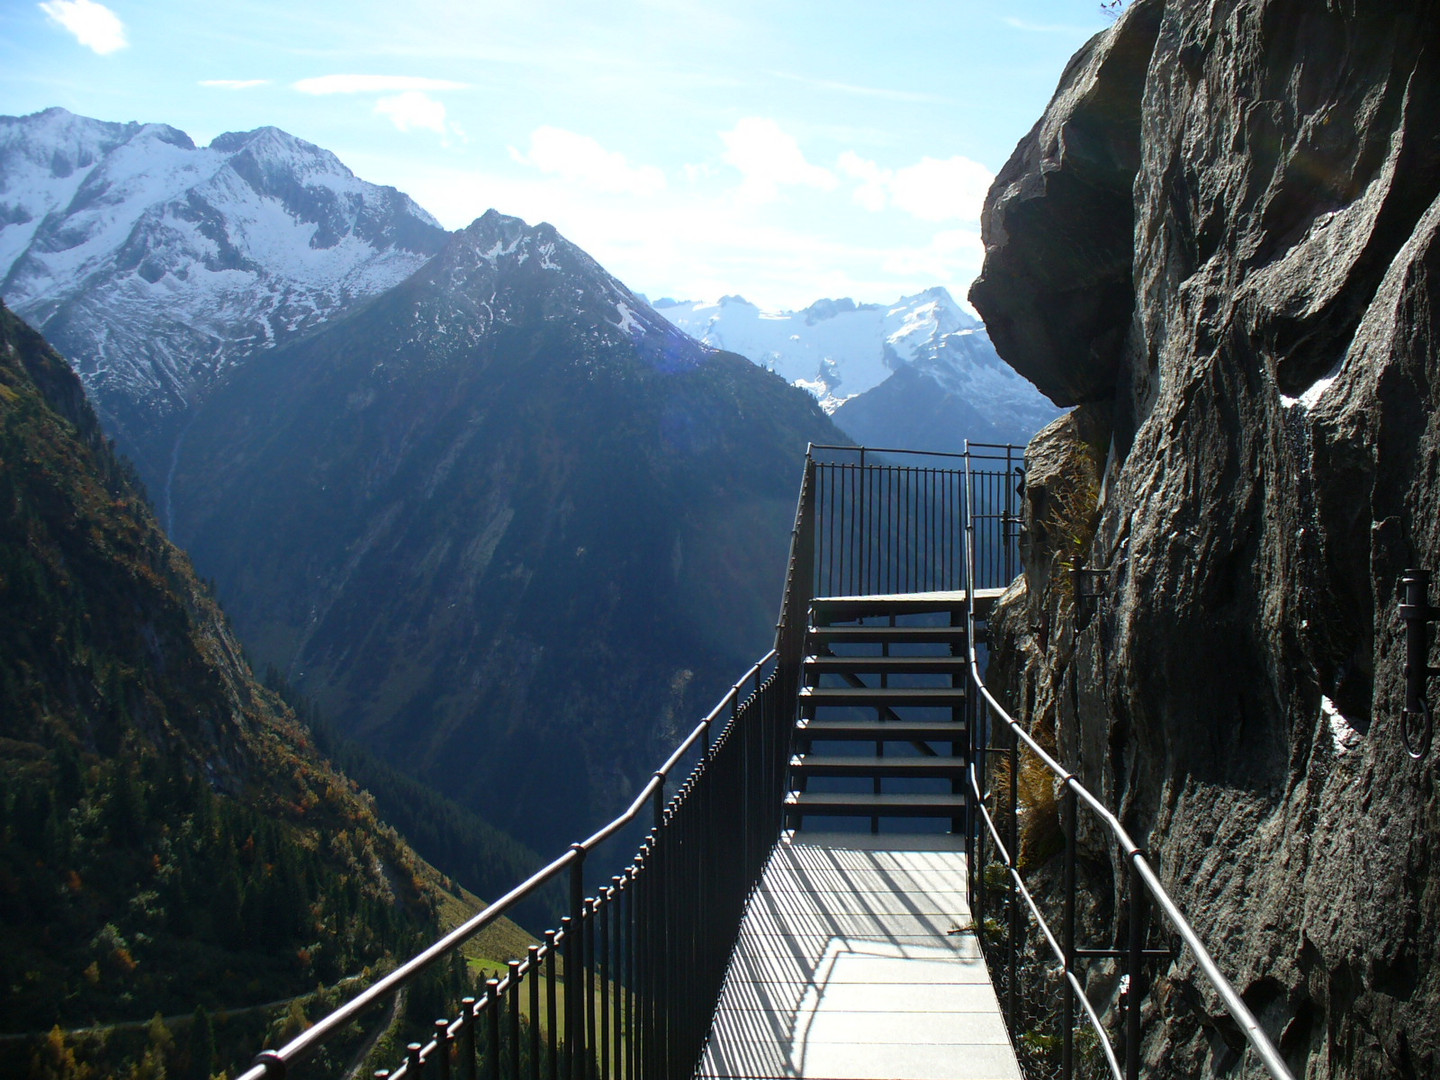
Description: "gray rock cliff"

(972, 1), (1440, 1076)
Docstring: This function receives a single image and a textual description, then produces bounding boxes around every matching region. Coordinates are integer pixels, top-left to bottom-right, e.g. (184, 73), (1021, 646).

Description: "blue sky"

(1, 1), (1109, 310)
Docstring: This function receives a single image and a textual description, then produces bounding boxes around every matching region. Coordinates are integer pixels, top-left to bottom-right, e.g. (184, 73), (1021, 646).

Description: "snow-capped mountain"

(654, 289), (1060, 451)
(165, 208), (842, 853)
(0, 107), (448, 477)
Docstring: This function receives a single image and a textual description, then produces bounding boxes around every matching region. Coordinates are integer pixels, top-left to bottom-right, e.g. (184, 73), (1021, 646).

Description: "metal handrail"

(238, 650), (780, 1080)
(960, 451), (1296, 1080)
(807, 442), (1020, 463)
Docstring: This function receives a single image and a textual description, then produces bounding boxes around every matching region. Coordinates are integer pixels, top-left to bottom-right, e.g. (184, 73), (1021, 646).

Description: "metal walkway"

(699, 833), (1021, 1080)
(232, 444), (1296, 1080)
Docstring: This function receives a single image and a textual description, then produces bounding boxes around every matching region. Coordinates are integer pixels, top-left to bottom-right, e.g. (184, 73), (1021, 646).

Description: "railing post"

(1062, 788), (1077, 1080)
(544, 931), (559, 1080)
(486, 980), (501, 1080)
(526, 948), (541, 1080)
(1004, 444), (1016, 585)
(566, 843), (587, 1080)
(583, 901), (596, 1080)
(508, 960), (523, 1080)
(1126, 856), (1148, 1080)
(435, 1019), (452, 1080)
(777, 452), (816, 677)
(1007, 721), (1019, 1028)
(461, 998), (478, 1080)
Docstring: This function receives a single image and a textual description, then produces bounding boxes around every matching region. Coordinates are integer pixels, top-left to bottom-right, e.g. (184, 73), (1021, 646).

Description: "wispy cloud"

(720, 118), (836, 204)
(375, 91), (451, 136)
(200, 79), (270, 90)
(1002, 16), (1099, 35)
(770, 71), (949, 106)
(38, 0), (126, 54)
(511, 127), (665, 197)
(837, 152), (993, 224)
(293, 74), (470, 95)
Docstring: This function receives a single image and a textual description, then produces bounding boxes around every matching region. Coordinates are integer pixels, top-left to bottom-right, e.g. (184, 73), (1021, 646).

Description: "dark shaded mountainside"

(831, 359), (1035, 453)
(168, 210), (846, 854)
(0, 301), (514, 1072)
(971, 1), (1440, 1077)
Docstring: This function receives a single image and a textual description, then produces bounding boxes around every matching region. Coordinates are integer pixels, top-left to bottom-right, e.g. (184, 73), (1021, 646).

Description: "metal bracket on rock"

(1398, 568), (1438, 759)
(1071, 565), (1108, 622)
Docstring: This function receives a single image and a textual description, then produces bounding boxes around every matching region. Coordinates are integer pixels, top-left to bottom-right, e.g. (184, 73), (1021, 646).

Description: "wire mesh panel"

(812, 462), (965, 596)
(806, 444), (1021, 599)
(965, 443), (1023, 592)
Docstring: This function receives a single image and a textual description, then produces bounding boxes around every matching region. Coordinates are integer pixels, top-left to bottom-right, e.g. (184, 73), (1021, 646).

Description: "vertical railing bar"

(623, 870), (635, 1080)
(566, 847), (586, 1080)
(486, 980), (501, 1080)
(560, 911), (576, 1080)
(461, 997), (479, 1080)
(544, 932), (559, 1080)
(1008, 712), (1019, 1028)
(435, 1018), (452, 1080)
(1126, 858), (1148, 1080)
(527, 948), (541, 1080)
(1063, 788), (1077, 1080)
(600, 888), (611, 1080)
(508, 959), (522, 1080)
(584, 898), (597, 1080)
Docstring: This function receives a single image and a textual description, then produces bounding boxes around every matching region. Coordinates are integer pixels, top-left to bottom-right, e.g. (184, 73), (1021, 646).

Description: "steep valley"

(0, 300), (517, 1072)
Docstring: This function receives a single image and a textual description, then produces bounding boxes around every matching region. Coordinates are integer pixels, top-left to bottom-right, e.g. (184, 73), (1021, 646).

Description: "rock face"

(972, 1), (1440, 1077)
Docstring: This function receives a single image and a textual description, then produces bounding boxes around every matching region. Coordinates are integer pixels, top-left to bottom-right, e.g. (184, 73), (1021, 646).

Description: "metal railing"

(240, 651), (791, 1080)
(803, 443), (1019, 600)
(960, 454), (1297, 1080)
(238, 438), (1296, 1080)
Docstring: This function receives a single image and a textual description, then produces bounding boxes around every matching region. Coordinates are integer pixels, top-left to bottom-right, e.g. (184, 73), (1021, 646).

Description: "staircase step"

(800, 686), (966, 708)
(807, 624), (968, 646)
(803, 655), (968, 676)
(784, 791), (968, 817)
(798, 718), (967, 743)
(790, 754), (966, 779)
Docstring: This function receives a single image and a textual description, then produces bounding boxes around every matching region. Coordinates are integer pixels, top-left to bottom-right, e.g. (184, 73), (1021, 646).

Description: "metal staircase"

(786, 593), (972, 833)
(784, 587), (1004, 838)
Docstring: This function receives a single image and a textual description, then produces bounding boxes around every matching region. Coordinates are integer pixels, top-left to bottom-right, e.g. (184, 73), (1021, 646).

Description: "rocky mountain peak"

(0, 109), (451, 483)
(419, 209), (701, 369)
(656, 286), (1059, 447)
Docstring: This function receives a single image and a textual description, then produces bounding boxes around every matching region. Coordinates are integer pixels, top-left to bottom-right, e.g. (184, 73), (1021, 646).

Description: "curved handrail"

(961, 452), (1295, 1080)
(237, 650), (778, 1080)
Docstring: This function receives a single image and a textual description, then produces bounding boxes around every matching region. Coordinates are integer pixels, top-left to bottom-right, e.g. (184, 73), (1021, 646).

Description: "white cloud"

(719, 118), (837, 203)
(293, 75), (470, 95)
(837, 151), (887, 212)
(39, 0), (126, 54)
(838, 152), (993, 223)
(375, 91), (449, 135)
(890, 156), (994, 222)
(881, 228), (985, 287)
(200, 79), (269, 90)
(512, 127), (666, 197)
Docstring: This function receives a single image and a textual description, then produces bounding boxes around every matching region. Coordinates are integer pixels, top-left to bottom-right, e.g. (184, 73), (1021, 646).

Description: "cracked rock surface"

(973, 1), (1440, 1076)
